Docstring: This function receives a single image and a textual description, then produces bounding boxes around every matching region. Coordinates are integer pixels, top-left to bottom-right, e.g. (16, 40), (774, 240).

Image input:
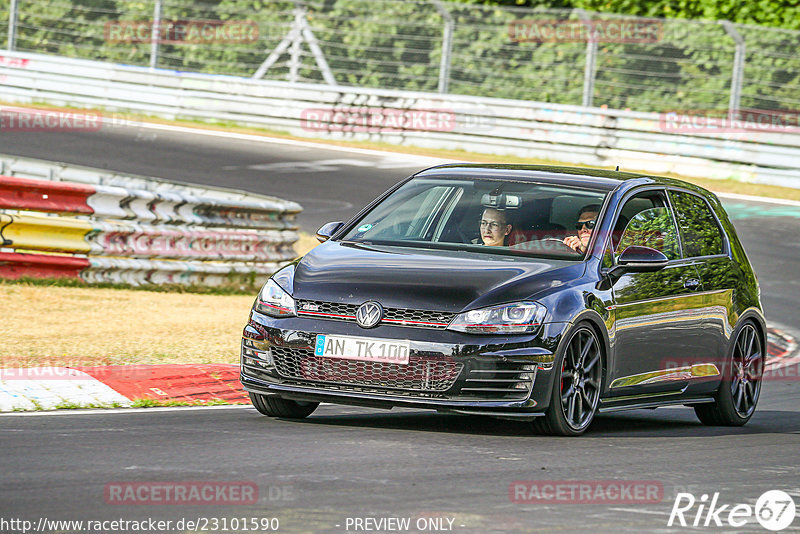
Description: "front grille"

(296, 301), (357, 319)
(271, 346), (463, 392)
(295, 300), (455, 329)
(459, 361), (537, 400)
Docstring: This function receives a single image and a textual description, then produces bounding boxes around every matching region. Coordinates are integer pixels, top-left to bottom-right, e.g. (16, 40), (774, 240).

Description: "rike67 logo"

(668, 490), (796, 531)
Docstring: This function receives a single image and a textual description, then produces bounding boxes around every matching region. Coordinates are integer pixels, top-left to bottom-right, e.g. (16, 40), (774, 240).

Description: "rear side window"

(668, 191), (724, 257)
(612, 190), (681, 261)
(615, 207), (682, 261)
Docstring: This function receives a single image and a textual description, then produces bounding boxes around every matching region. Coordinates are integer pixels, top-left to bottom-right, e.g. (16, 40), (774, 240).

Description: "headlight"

(255, 278), (295, 317)
(448, 301), (546, 334)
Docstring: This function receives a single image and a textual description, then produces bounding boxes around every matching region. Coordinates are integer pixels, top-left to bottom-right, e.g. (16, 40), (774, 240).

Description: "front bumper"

(241, 310), (567, 419)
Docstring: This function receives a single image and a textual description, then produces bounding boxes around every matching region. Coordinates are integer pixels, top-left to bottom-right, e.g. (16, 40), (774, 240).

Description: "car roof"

(414, 163), (703, 194)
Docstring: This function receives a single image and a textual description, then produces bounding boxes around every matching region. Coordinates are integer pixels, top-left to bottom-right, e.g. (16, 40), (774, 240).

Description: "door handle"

(683, 278), (701, 290)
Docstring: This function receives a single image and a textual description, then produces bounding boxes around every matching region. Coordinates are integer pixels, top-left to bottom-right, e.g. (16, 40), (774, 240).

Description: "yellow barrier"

(2, 214), (93, 253)
(0, 213), (10, 246)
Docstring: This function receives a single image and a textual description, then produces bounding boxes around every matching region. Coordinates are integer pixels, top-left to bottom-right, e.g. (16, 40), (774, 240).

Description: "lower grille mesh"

(271, 347), (462, 392)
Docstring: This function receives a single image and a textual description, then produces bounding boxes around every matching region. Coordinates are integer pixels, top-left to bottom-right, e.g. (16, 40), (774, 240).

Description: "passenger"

(563, 204), (600, 253)
(479, 208), (513, 247)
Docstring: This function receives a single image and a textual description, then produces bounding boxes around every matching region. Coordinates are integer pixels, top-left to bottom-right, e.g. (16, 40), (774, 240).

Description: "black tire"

(695, 321), (763, 426)
(249, 393), (319, 419)
(532, 323), (604, 436)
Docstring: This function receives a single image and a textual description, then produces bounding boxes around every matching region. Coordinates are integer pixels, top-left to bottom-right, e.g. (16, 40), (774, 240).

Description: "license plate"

(314, 334), (410, 365)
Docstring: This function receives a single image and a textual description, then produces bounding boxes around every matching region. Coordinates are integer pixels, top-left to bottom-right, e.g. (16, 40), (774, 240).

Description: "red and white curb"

(0, 364), (246, 412)
(0, 368), (132, 411)
(0, 326), (797, 412)
(766, 326), (800, 376)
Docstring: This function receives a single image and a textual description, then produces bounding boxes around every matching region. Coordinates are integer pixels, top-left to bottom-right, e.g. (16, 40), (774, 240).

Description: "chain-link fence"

(1, 0), (798, 113)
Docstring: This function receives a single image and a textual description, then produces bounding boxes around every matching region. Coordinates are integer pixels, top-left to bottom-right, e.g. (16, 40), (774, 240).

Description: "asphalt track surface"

(2, 124), (800, 533)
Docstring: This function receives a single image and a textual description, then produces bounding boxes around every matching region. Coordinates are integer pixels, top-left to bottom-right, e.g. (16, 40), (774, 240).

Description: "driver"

(479, 208), (512, 247)
(563, 204), (600, 253)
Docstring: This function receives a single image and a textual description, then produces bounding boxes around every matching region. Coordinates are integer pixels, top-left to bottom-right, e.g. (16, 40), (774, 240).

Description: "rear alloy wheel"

(533, 324), (603, 436)
(695, 322), (763, 426)
(249, 393), (319, 419)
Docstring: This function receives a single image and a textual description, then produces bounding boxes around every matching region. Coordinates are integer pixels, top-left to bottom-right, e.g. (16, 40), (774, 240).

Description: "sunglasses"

(575, 220), (597, 230)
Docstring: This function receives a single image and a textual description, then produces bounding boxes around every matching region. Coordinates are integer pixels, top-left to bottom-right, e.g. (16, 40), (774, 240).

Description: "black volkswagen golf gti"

(241, 164), (765, 436)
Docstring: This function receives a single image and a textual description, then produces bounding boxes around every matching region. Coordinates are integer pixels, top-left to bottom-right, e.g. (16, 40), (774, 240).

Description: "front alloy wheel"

(533, 324), (603, 436)
(695, 321), (763, 426)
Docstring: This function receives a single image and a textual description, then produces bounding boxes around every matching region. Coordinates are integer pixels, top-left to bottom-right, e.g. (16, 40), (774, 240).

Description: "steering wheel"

(540, 238), (583, 254)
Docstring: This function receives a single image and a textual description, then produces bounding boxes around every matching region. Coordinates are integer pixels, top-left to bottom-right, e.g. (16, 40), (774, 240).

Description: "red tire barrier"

(0, 175), (95, 214)
(0, 251), (89, 279)
(0, 171), (300, 286)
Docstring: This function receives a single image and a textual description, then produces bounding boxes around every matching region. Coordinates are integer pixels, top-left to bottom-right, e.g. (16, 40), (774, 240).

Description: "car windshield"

(341, 177), (608, 260)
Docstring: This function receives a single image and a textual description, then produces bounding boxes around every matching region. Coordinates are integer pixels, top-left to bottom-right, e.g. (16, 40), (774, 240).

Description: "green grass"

(0, 276), (260, 295)
(54, 401), (126, 410)
(0, 282), (253, 365)
(130, 398), (242, 408)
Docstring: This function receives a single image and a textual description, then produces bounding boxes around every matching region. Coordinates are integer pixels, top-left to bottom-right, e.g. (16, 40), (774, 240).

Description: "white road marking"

(715, 191), (800, 207)
(608, 508), (669, 516)
(230, 157), (426, 173)
(138, 121), (453, 164)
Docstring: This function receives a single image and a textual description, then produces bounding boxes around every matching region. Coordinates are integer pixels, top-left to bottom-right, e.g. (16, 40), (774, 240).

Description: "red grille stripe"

(298, 310), (356, 319)
(383, 318), (448, 326)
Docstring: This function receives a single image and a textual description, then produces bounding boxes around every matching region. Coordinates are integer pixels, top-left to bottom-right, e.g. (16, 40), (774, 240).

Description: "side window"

(668, 191), (724, 257)
(601, 242), (614, 269)
(613, 192), (681, 261)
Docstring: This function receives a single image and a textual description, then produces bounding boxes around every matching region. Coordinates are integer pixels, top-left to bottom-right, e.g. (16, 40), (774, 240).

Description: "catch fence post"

(150, 0), (163, 69)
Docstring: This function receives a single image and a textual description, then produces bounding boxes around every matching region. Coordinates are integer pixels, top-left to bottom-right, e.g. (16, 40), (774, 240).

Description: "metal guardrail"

(1, 50), (799, 189)
(0, 158), (301, 286)
(2, 0), (798, 114)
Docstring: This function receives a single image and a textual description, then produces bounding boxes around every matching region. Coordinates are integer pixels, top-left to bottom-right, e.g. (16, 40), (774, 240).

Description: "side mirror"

(315, 221), (343, 243)
(598, 246), (668, 290)
(616, 245), (669, 272)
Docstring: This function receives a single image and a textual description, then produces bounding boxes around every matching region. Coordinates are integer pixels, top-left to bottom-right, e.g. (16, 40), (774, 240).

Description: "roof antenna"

(615, 165), (620, 171)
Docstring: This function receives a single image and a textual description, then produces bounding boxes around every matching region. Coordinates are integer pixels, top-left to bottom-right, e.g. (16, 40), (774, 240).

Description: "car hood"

(292, 241), (585, 312)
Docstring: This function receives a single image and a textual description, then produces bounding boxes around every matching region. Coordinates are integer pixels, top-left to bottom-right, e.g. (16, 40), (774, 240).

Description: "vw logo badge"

(356, 301), (383, 328)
